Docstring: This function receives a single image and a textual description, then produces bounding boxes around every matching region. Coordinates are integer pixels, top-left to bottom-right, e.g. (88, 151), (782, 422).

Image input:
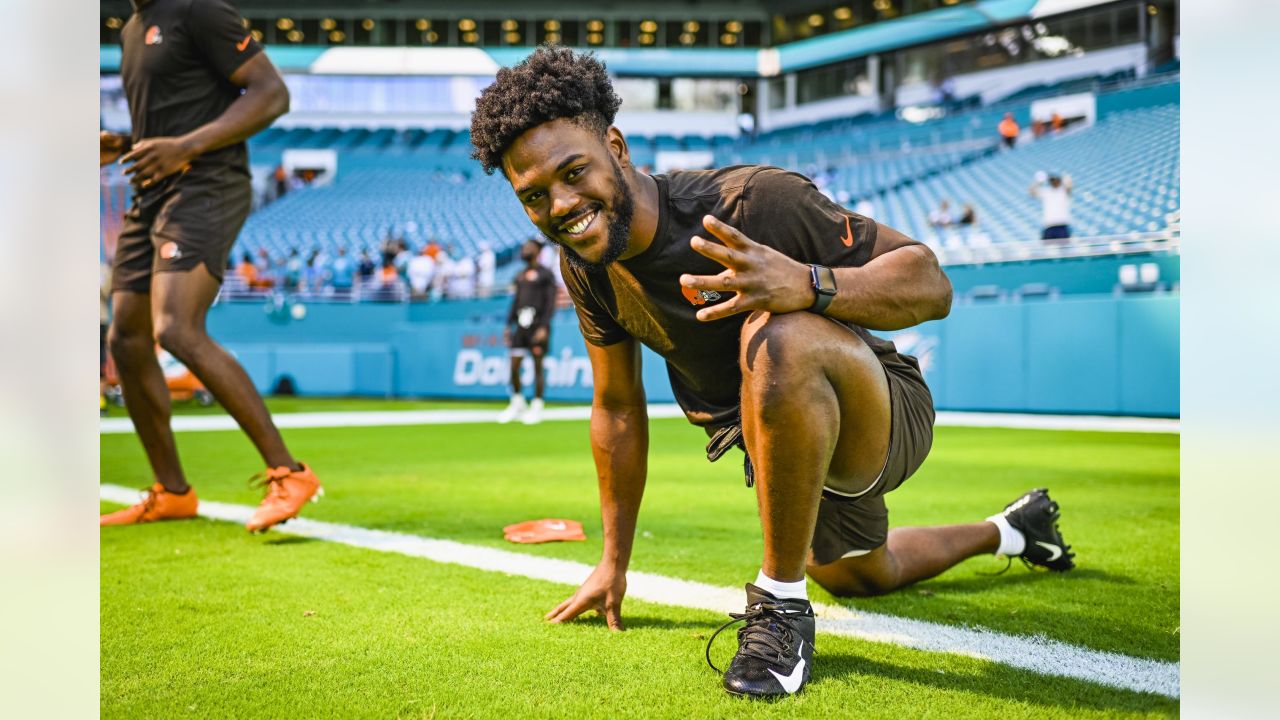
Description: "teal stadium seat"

(235, 80), (1178, 265)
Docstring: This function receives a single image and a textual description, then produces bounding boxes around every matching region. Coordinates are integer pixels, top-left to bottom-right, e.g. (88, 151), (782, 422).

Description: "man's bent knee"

(739, 311), (833, 378)
(808, 547), (900, 598)
(811, 571), (892, 598)
(108, 321), (153, 363)
(153, 319), (206, 361)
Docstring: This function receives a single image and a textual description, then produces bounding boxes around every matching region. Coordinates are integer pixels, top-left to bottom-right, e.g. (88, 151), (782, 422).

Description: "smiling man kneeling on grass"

(469, 46), (1075, 699)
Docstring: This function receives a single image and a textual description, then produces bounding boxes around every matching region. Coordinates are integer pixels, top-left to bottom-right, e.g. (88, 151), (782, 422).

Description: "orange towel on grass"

(503, 519), (586, 544)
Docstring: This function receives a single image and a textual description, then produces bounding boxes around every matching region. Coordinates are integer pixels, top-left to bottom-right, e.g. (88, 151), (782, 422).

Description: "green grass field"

(102, 396), (536, 416)
(101, 400), (1179, 718)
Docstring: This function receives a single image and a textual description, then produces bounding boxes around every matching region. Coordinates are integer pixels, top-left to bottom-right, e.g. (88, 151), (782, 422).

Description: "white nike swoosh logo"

(766, 640), (806, 694)
(1035, 541), (1063, 561)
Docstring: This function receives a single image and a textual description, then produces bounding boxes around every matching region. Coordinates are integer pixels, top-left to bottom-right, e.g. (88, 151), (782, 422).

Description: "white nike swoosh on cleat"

(766, 640), (807, 694)
(1035, 541), (1064, 561)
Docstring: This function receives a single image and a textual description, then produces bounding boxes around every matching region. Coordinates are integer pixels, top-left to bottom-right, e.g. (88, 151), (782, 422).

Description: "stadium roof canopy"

(101, 0), (1116, 76)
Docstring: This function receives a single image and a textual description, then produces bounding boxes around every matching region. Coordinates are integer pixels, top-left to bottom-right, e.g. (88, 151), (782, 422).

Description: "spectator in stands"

(312, 245), (332, 278)
(1051, 111), (1064, 134)
(443, 244), (476, 300)
(364, 256), (400, 302)
(236, 252), (260, 288)
(476, 242), (497, 298)
(1030, 171), (1074, 242)
(357, 249), (376, 282)
(425, 238), (442, 260)
(272, 253), (289, 289)
(284, 248), (303, 290)
(330, 246), (355, 297)
(928, 200), (954, 229)
(273, 164), (288, 200)
(406, 246), (437, 300)
(254, 248), (272, 283)
(303, 249), (327, 293)
(393, 239), (412, 278)
(958, 204), (991, 246)
(377, 257), (399, 288)
(998, 112), (1019, 149)
(430, 244), (452, 298)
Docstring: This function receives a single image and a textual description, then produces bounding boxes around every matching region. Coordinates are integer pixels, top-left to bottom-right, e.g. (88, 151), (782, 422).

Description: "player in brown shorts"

(470, 47), (1074, 699)
(99, 0), (321, 532)
(497, 239), (559, 425)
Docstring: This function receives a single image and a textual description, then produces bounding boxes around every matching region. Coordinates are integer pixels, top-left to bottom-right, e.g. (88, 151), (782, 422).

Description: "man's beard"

(545, 160), (635, 273)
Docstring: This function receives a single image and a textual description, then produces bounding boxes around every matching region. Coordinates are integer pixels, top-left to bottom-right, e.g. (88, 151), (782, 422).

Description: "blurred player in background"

(99, 0), (321, 532)
(498, 239), (558, 425)
(472, 47), (1074, 700)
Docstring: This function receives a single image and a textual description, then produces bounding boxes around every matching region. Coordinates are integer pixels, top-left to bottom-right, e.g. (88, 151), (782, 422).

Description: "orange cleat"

(100, 483), (198, 526)
(245, 463), (323, 533)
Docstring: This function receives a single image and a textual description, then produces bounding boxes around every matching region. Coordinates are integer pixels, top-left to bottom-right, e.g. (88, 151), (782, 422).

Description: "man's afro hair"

(470, 46), (622, 175)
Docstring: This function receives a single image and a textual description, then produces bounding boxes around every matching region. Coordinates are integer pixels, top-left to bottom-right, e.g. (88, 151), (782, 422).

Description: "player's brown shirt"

(562, 165), (905, 429)
(120, 0), (263, 189)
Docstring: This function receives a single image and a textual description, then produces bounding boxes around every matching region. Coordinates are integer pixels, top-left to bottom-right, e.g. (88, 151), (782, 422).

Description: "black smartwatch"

(808, 264), (837, 315)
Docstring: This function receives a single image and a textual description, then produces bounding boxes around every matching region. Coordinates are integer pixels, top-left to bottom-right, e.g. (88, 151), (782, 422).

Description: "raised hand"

(679, 215), (814, 322)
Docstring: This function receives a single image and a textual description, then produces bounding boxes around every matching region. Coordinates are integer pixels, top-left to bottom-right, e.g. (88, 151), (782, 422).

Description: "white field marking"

(100, 484), (1179, 699)
(99, 405), (1179, 434)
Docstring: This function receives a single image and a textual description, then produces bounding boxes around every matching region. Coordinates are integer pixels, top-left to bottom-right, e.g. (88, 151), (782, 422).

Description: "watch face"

(814, 265), (837, 295)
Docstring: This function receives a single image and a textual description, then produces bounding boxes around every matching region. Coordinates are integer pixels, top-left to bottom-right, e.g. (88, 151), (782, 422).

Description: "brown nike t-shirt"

(562, 165), (904, 429)
(120, 0), (263, 186)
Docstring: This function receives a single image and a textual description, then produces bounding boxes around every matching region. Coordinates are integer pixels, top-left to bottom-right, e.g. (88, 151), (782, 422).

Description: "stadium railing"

(214, 229), (1179, 306)
(930, 228), (1180, 267)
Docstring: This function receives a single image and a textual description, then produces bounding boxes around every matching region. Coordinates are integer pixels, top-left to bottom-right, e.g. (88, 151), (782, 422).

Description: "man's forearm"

(590, 403), (649, 569)
(180, 83), (287, 158)
(825, 244), (952, 330)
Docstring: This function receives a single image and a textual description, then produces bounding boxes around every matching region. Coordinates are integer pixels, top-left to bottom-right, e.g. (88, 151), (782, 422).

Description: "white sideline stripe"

(99, 405), (1179, 434)
(101, 484), (1179, 699)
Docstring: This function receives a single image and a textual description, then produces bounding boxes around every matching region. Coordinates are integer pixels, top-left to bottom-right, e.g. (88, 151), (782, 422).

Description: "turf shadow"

(556, 614), (710, 632)
(913, 566), (1140, 594)
(816, 568), (1176, 660)
(813, 652), (1178, 715)
(261, 536), (321, 547)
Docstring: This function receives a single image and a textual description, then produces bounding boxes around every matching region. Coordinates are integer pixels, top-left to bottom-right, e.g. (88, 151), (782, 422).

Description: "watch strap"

(808, 264), (837, 315)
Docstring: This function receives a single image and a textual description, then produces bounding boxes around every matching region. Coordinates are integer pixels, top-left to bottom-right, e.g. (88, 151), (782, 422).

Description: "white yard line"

(100, 405), (1179, 434)
(100, 484), (1179, 698)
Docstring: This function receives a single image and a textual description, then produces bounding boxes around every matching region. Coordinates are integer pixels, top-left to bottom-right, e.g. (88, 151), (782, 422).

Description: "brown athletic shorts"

(809, 350), (936, 565)
(110, 171), (252, 293)
(511, 324), (550, 354)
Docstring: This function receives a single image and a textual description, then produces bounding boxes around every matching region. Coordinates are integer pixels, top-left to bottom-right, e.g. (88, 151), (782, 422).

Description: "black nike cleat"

(998, 488), (1076, 571)
(706, 584), (815, 699)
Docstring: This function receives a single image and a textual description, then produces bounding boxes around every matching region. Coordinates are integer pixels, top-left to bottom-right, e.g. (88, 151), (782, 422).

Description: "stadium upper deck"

(99, 0), (1179, 292)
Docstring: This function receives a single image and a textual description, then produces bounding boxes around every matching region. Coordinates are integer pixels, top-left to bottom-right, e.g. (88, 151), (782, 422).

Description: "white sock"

(985, 514), (1026, 557)
(754, 569), (808, 601)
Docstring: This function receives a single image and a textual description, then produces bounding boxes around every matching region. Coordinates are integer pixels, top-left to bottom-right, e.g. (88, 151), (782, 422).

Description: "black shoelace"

(979, 555), (1035, 576)
(705, 602), (799, 675)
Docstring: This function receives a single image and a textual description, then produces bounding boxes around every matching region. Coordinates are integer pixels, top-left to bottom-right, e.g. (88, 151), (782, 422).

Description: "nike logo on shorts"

(839, 215), (853, 247)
